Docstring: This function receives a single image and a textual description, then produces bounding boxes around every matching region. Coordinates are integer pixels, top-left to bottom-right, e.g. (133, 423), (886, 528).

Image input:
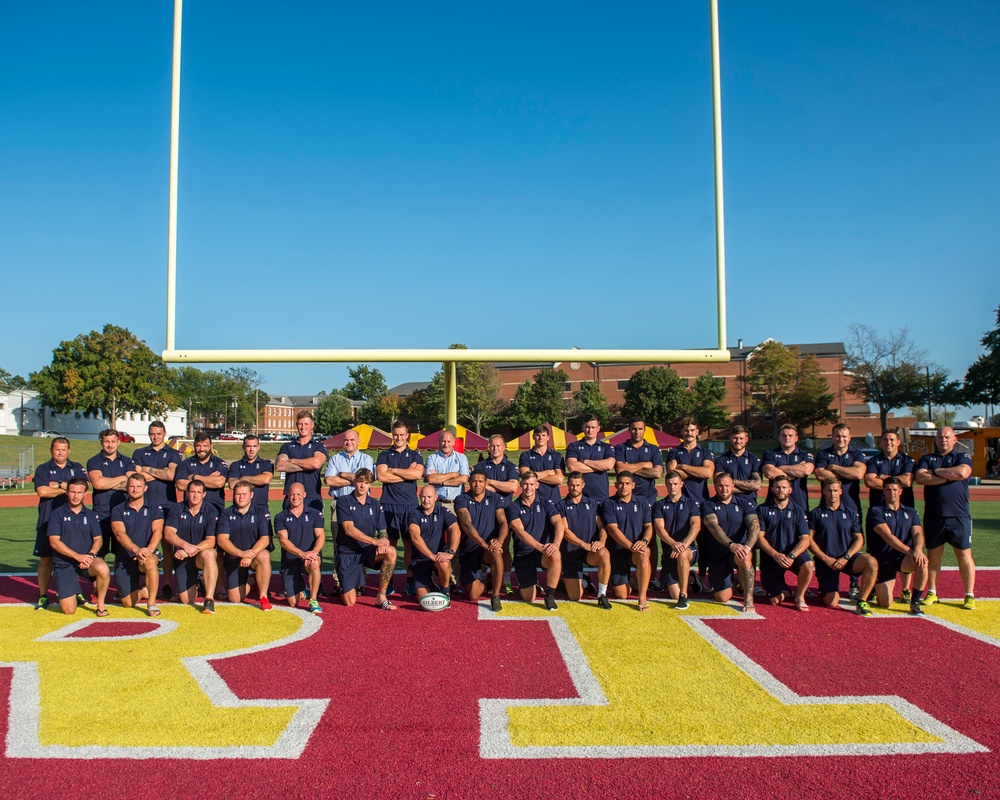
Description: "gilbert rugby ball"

(419, 592), (451, 612)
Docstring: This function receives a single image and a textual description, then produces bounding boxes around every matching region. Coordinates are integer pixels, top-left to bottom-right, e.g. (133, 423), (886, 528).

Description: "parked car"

(230, 430), (247, 439)
(217, 433), (238, 441)
(32, 430), (62, 438)
(117, 431), (136, 443)
(258, 432), (277, 441)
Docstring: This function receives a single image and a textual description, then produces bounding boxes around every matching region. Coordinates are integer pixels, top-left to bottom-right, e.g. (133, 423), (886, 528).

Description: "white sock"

(598, 582), (608, 597)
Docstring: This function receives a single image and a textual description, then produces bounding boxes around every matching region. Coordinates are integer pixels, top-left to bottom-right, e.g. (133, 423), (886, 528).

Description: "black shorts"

(222, 556), (255, 591)
(33, 527), (54, 559)
(875, 553), (911, 585)
(610, 548), (642, 587)
(512, 552), (541, 590)
(411, 559), (450, 591)
(705, 551), (737, 593)
(924, 517), (972, 551)
(815, 553), (866, 595)
(459, 549), (489, 586)
(759, 552), (812, 597)
(660, 543), (699, 588)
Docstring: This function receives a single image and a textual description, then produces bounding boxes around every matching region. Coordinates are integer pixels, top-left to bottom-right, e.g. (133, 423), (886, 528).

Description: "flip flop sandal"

(637, 603), (650, 612)
(795, 600), (809, 612)
(378, 598), (398, 612)
(96, 608), (109, 617)
(147, 605), (161, 617)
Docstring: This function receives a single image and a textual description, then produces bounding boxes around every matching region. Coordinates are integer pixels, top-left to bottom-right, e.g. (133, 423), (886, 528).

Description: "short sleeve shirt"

(816, 446), (867, 514)
(334, 494), (386, 554)
(518, 448), (565, 505)
(454, 491), (505, 554)
(916, 450), (974, 519)
(761, 447), (815, 512)
(228, 456), (275, 508)
(505, 497), (556, 558)
(756, 501), (809, 554)
(599, 496), (652, 550)
(325, 451), (375, 498)
(33, 459), (86, 531)
(552, 496), (601, 553)
(424, 450), (471, 502)
(47, 505), (102, 564)
(274, 507), (324, 557)
(865, 452), (916, 508)
(715, 449), (761, 503)
(407, 504), (458, 565)
(110, 500), (163, 560)
(375, 447), (424, 507)
(87, 451), (136, 520)
(176, 455), (229, 511)
(702, 496), (758, 555)
(565, 439), (616, 501)
(614, 441), (664, 502)
(217, 505), (272, 551)
(866, 504), (921, 561)
(808, 504), (861, 559)
(164, 502), (219, 546)
(651, 495), (701, 543)
(477, 457), (520, 504)
(666, 445), (716, 504)
(131, 444), (183, 509)
(278, 439), (328, 506)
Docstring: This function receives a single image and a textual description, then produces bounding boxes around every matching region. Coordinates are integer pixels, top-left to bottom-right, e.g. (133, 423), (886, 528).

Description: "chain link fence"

(0, 446), (34, 489)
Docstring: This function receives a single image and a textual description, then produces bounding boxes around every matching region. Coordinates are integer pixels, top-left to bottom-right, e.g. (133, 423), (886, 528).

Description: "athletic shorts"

(513, 552), (541, 590)
(561, 549), (591, 581)
(815, 553), (866, 595)
(610, 548), (645, 587)
(222, 555), (255, 591)
(279, 555), (317, 598)
(660, 543), (699, 588)
(114, 553), (160, 598)
(411, 559), (449, 591)
(924, 517), (972, 551)
(459, 549), (489, 587)
(705, 551), (737, 593)
(335, 545), (379, 593)
(97, 518), (113, 558)
(174, 554), (211, 594)
(875, 553), (911, 585)
(33, 527), (55, 559)
(759, 552), (812, 598)
(382, 505), (412, 543)
(52, 558), (91, 600)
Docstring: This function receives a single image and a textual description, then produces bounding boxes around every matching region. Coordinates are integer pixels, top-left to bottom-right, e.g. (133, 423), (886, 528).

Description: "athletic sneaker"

(909, 603), (925, 617)
(922, 591), (939, 606)
(689, 574), (705, 594)
(490, 595), (502, 613)
(403, 579), (416, 597)
(848, 583), (860, 601)
(597, 594), (613, 611)
(900, 589), (912, 604)
(202, 598), (215, 615)
(963, 595), (976, 610)
(302, 588), (311, 600)
(502, 582), (514, 596)
(161, 585), (174, 600)
(308, 599), (322, 615)
(544, 594), (558, 611)
(260, 596), (273, 612)
(674, 594), (690, 610)
(35, 596), (49, 611)
(649, 579), (662, 592)
(856, 600), (873, 618)
(75, 593), (87, 607)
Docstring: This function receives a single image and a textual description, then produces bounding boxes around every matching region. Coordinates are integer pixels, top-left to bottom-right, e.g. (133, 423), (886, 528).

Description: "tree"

(569, 381), (611, 430)
(845, 324), (928, 432)
(314, 393), (354, 435)
(359, 394), (402, 430)
(739, 340), (797, 439)
(964, 305), (1000, 420)
(341, 365), (388, 403)
(689, 372), (729, 436)
(783, 355), (839, 436)
(457, 361), (505, 434)
(31, 324), (170, 429)
(506, 369), (569, 432)
(621, 367), (691, 430)
(0, 367), (30, 393)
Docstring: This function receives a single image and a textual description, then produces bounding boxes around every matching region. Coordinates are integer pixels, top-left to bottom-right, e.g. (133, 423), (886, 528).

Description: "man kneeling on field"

(454, 469), (508, 611)
(866, 476), (929, 615)
(110, 474), (162, 616)
(217, 481), (274, 610)
(553, 471), (612, 609)
(47, 478), (111, 616)
(409, 485), (461, 600)
(335, 468), (397, 611)
(163, 480), (220, 614)
(274, 483), (324, 614)
(601, 473), (653, 611)
(755, 475), (814, 611)
(505, 471), (562, 610)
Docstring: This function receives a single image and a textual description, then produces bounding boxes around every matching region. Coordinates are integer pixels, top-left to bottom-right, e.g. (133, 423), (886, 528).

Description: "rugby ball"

(419, 592), (451, 612)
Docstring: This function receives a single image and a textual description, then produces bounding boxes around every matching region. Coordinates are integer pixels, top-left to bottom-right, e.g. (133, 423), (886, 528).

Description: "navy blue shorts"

(411, 559), (451, 591)
(759, 552), (812, 597)
(222, 556), (255, 591)
(174, 556), (208, 594)
(660, 543), (699, 588)
(114, 553), (160, 597)
(924, 517), (972, 551)
(705, 551), (737, 592)
(875, 553), (910, 585)
(280, 555), (317, 598)
(33, 527), (54, 559)
(97, 518), (113, 558)
(382, 505), (413, 543)
(335, 545), (379, 593)
(610, 548), (643, 587)
(52, 558), (91, 601)
(513, 552), (541, 590)
(561, 549), (590, 581)
(815, 553), (866, 595)
(459, 549), (489, 586)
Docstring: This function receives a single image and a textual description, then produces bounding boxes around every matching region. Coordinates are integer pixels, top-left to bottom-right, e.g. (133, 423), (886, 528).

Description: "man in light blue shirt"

(425, 430), (470, 507)
(323, 428), (375, 595)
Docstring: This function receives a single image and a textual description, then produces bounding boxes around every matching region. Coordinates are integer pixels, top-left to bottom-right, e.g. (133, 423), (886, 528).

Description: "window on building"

(617, 380), (629, 391)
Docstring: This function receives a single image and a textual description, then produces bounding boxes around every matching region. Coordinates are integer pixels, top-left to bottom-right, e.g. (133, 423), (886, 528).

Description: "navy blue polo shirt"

(47, 505), (101, 563)
(565, 439), (615, 501)
(816, 446), (867, 514)
(505, 498), (557, 558)
(552, 496), (601, 554)
(916, 450), (974, 519)
(408, 505), (458, 565)
(715, 449), (761, 503)
(279, 439), (328, 506)
(666, 445), (715, 504)
(600, 496), (652, 550)
(866, 504), (921, 561)
(652, 495), (701, 542)
(335, 493), (386, 554)
(163, 502), (218, 546)
(614, 441), (664, 502)
(176, 455), (229, 511)
(87, 451), (136, 520)
(110, 500), (162, 560)
(477, 457), (520, 504)
(33, 459), (86, 531)
(454, 491), (504, 554)
(217, 505), (272, 551)
(756, 501), (809, 554)
(866, 452), (916, 508)
(375, 447), (424, 506)
(131, 444), (183, 509)
(761, 447), (815, 512)
(228, 456), (275, 508)
(518, 448), (565, 505)
(274, 507), (324, 557)
(809, 503), (860, 559)
(702, 496), (758, 555)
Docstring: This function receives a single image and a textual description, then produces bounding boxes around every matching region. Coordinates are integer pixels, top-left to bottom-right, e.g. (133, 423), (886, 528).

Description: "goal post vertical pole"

(709, 0), (728, 353)
(166, 0), (183, 353)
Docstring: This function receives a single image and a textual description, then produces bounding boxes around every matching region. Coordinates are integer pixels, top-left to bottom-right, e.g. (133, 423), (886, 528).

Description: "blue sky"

(2, 1), (997, 402)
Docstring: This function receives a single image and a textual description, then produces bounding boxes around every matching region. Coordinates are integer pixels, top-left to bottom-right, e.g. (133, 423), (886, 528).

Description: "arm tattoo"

(703, 515), (732, 548)
(743, 515), (760, 549)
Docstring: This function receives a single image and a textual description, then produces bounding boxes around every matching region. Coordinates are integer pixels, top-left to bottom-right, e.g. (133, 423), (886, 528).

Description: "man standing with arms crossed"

(132, 420), (182, 599)
(87, 428), (136, 558)
(715, 425), (761, 503)
(864, 428), (916, 600)
(324, 428), (374, 595)
(376, 421), (425, 596)
(32, 437), (85, 610)
(566, 414), (616, 501)
(175, 432), (229, 512)
(479, 434), (520, 595)
(519, 426), (565, 506)
(228, 434), (274, 510)
(425, 430), (470, 509)
(275, 411), (328, 513)
(915, 427), (976, 609)
(761, 423), (815, 512)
